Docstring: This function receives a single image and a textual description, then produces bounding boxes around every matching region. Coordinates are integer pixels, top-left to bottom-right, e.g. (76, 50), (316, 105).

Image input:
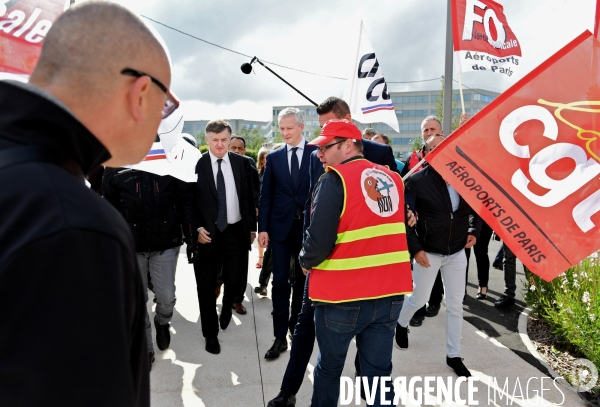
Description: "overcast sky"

(102, 0), (596, 122)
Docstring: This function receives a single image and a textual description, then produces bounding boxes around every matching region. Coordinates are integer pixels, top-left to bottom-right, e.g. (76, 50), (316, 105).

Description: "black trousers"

(465, 221), (494, 287)
(271, 218), (305, 340)
(193, 222), (248, 338)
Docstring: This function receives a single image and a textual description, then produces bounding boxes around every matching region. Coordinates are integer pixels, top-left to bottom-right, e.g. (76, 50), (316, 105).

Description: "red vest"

(408, 150), (423, 173)
(309, 159), (413, 303)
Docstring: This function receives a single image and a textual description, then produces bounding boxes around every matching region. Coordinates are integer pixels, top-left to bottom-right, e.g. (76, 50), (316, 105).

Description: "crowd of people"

(0, 2), (519, 406)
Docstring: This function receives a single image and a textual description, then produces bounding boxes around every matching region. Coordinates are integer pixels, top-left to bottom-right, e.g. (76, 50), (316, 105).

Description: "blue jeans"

(137, 247), (179, 352)
(312, 296), (403, 407)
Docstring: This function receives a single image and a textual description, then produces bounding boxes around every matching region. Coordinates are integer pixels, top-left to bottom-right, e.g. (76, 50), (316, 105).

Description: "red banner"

(426, 31), (600, 281)
(595, 0), (600, 40)
(0, 0), (68, 75)
(452, 0), (522, 77)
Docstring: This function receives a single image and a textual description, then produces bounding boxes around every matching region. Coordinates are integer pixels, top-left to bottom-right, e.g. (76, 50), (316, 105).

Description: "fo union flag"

(0, 0), (69, 77)
(452, 0), (522, 78)
(425, 31), (600, 281)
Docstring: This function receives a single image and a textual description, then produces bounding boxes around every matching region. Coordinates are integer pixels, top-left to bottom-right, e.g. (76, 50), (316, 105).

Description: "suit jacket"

(245, 156), (260, 208)
(194, 151), (256, 250)
(258, 142), (317, 242)
(303, 138), (398, 233)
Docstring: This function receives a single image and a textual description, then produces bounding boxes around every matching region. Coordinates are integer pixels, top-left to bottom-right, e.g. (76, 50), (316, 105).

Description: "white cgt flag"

(344, 21), (399, 133)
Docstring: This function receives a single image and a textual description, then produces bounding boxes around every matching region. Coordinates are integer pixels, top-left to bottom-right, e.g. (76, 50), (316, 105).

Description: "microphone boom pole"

(242, 57), (318, 107)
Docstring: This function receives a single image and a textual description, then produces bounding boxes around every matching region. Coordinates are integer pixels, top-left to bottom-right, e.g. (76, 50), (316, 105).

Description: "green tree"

(411, 137), (423, 152)
(311, 127), (321, 141)
(434, 76), (461, 132)
(238, 126), (267, 151)
(273, 130), (283, 144)
(195, 130), (206, 146)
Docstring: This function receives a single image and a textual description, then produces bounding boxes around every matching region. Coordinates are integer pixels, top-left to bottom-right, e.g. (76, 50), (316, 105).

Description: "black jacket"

(194, 151), (257, 249)
(103, 168), (195, 252)
(0, 81), (149, 406)
(405, 164), (481, 256)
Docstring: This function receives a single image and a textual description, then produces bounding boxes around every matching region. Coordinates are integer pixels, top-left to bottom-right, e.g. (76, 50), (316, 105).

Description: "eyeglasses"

(316, 139), (346, 153)
(121, 68), (180, 118)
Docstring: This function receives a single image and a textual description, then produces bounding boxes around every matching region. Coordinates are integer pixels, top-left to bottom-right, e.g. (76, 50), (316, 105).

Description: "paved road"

(144, 243), (582, 406)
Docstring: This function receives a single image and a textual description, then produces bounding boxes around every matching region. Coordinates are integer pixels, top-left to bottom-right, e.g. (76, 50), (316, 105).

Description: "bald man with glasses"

(0, 2), (174, 405)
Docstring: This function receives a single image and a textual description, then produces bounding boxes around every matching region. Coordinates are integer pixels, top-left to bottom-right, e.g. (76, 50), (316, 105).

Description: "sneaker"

(446, 356), (471, 377)
(154, 315), (171, 351)
(254, 284), (268, 296)
(395, 323), (409, 350)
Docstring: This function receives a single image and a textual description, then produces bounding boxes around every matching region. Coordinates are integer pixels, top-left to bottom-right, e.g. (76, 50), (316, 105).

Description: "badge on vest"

(360, 168), (399, 217)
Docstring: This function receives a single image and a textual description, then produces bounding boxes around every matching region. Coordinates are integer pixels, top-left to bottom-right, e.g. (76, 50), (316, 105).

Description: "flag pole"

(458, 70), (465, 114)
(348, 20), (363, 109)
(402, 157), (426, 181)
(443, 0), (454, 134)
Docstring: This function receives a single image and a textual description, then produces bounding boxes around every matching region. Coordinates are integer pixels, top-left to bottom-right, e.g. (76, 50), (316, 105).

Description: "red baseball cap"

(307, 119), (362, 146)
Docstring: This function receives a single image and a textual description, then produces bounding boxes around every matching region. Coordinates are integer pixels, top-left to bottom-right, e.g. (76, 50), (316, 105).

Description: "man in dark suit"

(258, 108), (317, 360)
(268, 97), (400, 407)
(228, 135), (261, 315)
(193, 120), (256, 355)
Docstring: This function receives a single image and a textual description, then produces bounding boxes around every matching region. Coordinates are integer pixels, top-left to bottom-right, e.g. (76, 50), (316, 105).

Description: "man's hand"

(301, 267), (310, 276)
(465, 234), (477, 249)
(414, 250), (430, 268)
(459, 112), (469, 126)
(407, 208), (416, 228)
(250, 232), (256, 245)
(186, 244), (197, 264)
(198, 227), (212, 244)
(258, 231), (269, 248)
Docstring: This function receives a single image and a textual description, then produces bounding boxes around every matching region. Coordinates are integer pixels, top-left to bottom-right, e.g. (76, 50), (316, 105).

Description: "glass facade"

(396, 109), (430, 117)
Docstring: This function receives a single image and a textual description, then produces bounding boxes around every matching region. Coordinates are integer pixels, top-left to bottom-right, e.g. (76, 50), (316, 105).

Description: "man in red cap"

(299, 119), (413, 407)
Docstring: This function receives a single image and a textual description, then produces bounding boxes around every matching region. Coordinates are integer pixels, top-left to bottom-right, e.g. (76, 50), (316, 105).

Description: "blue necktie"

(216, 158), (228, 232)
(290, 147), (299, 189)
(290, 147), (301, 216)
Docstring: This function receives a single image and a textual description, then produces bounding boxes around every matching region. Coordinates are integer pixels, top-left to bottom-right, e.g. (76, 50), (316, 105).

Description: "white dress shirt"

(286, 138), (306, 173)
(208, 150), (241, 224)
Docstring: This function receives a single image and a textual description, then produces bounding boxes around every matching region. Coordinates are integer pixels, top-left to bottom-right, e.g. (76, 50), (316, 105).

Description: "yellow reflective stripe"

(310, 291), (413, 304)
(317, 251), (410, 271)
(336, 222), (406, 244)
(326, 166), (347, 218)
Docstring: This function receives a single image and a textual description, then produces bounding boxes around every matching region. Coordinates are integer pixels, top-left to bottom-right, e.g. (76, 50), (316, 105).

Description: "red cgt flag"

(425, 31), (600, 281)
(452, 0), (522, 78)
(0, 0), (69, 76)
